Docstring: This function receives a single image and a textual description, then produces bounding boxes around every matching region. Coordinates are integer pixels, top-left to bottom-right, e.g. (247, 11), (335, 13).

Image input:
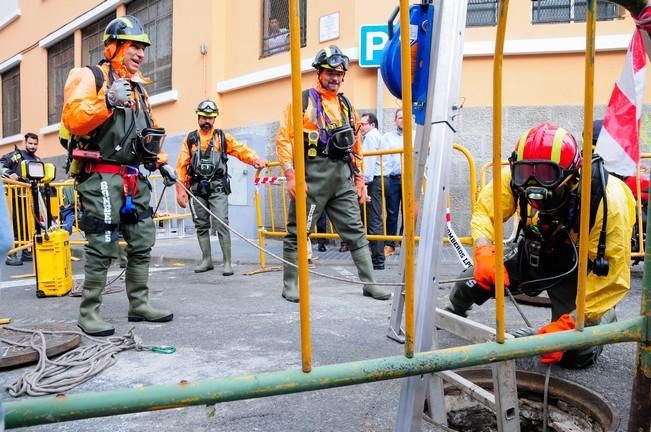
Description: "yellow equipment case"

(33, 229), (72, 297)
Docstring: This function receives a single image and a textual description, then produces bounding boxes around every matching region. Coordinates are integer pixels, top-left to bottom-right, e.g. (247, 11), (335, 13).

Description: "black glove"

(106, 78), (132, 108)
(159, 164), (178, 187)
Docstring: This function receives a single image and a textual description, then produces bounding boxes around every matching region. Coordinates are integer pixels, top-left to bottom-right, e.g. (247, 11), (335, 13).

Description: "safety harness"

(62, 62), (158, 228)
(511, 156), (609, 295)
(302, 89), (356, 161)
(185, 129), (230, 195)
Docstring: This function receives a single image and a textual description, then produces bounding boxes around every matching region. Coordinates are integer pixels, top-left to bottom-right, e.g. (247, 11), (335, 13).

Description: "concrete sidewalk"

(0, 237), (642, 431)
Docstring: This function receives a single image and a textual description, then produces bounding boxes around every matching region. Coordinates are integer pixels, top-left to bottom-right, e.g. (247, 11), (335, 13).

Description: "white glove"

(106, 78), (132, 108)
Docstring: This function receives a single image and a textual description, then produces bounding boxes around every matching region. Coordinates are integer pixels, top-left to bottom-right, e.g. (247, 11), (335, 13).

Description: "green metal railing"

(4, 317), (643, 428)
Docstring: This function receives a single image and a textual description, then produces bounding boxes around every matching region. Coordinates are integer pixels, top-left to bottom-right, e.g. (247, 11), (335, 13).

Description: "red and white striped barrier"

(254, 176), (286, 185)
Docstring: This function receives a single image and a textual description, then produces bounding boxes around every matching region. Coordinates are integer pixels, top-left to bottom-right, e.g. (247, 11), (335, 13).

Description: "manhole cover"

(425, 368), (618, 432)
(0, 323), (81, 369)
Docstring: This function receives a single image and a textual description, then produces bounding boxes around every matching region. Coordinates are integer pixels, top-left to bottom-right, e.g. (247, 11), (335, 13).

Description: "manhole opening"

(423, 369), (618, 432)
(443, 390), (604, 432)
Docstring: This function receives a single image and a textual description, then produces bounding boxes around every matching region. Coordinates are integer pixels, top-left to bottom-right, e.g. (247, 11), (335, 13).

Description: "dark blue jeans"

(315, 212), (328, 246)
(385, 174), (402, 247)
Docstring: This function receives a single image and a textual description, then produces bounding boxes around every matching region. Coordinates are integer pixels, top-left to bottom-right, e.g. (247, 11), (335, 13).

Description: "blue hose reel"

(380, 3), (435, 126)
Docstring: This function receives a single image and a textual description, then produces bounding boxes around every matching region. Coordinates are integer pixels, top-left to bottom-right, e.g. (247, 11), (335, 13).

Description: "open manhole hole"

(424, 368), (618, 432)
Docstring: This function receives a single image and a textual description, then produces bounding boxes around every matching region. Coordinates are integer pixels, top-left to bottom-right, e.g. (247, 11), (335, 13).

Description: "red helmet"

(511, 123), (581, 212)
(514, 122), (581, 170)
(511, 123), (581, 189)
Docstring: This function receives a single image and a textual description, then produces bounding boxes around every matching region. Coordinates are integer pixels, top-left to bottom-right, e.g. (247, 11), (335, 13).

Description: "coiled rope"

(2, 326), (155, 397)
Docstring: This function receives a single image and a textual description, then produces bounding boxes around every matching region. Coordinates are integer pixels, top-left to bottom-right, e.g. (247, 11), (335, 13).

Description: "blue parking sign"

(359, 25), (389, 68)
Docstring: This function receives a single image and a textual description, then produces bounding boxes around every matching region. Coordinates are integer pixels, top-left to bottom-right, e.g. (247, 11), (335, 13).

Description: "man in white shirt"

(360, 113), (385, 269)
(381, 109), (404, 256)
(267, 16), (289, 55)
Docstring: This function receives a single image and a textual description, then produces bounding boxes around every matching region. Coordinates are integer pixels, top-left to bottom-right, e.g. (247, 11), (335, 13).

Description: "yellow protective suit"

(472, 167), (635, 322)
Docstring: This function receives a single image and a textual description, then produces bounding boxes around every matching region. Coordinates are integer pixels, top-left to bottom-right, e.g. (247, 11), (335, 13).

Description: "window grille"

(127, 0), (173, 95)
(82, 13), (114, 67)
(261, 0), (306, 57)
(532, 0), (622, 24)
(47, 36), (74, 126)
(1, 66), (20, 137)
(467, 0), (499, 27)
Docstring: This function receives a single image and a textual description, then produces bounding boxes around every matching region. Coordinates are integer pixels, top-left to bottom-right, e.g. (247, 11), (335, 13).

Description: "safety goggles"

(323, 54), (349, 70)
(511, 161), (576, 188)
(197, 101), (218, 115)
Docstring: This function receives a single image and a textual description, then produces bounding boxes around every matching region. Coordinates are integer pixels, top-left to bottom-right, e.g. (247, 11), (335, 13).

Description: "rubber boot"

(445, 282), (475, 318)
(21, 249), (32, 262)
(5, 253), (23, 266)
(219, 235), (234, 276)
(350, 247), (391, 300)
(126, 266), (173, 322)
(194, 233), (214, 273)
(78, 276), (115, 337)
(282, 250), (299, 303)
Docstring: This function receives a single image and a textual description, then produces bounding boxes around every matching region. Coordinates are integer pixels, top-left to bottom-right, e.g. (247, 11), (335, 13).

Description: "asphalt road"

(0, 237), (642, 431)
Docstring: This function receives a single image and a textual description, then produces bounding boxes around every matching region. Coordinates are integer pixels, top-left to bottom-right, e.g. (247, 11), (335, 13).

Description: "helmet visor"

(512, 161), (564, 188)
(323, 53), (349, 70)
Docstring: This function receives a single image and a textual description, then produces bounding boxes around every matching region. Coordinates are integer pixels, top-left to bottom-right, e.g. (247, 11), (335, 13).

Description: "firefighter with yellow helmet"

(445, 122), (635, 368)
(275, 45), (390, 303)
(175, 99), (268, 275)
(62, 15), (177, 336)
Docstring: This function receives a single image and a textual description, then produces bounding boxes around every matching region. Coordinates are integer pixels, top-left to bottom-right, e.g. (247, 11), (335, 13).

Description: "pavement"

(0, 233), (643, 431)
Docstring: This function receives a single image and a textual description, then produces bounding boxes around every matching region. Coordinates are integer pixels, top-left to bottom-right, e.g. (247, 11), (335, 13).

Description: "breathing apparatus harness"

(302, 88), (357, 169)
(510, 155), (610, 296)
(185, 129), (230, 196)
(61, 62), (166, 227)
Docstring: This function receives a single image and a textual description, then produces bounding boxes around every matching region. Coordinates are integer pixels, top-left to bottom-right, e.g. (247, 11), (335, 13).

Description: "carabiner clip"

(151, 345), (176, 354)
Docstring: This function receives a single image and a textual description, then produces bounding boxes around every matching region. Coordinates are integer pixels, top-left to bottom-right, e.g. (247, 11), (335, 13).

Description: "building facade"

(0, 0), (647, 236)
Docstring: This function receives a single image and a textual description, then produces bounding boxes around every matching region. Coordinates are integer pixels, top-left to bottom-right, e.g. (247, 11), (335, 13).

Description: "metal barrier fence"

(2, 175), (192, 256)
(253, 144), (478, 269)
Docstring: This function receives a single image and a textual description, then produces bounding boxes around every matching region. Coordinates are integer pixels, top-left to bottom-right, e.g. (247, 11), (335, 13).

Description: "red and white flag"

(595, 26), (648, 177)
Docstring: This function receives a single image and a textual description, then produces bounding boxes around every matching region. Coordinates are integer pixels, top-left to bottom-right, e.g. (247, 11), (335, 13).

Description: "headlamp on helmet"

(103, 15), (151, 47)
(196, 99), (219, 117)
(312, 45), (350, 71)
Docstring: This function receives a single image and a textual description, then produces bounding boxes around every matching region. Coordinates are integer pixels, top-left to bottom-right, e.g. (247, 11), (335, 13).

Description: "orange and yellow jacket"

(61, 41), (167, 164)
(275, 80), (361, 173)
(176, 128), (260, 185)
(472, 166), (635, 322)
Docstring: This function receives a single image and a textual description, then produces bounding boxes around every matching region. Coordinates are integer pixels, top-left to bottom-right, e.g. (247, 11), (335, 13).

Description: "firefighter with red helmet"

(445, 122), (635, 368)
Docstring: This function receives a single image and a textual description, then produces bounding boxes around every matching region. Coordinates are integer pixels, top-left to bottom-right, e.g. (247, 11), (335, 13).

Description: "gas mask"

(512, 160), (578, 214)
(137, 127), (166, 171)
(325, 125), (354, 159)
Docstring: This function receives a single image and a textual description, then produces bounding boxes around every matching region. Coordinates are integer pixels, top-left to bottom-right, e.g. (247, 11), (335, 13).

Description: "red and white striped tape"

(254, 176), (286, 185)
